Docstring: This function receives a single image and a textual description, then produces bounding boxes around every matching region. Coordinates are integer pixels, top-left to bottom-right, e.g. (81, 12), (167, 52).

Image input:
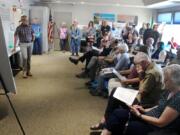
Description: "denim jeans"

(19, 42), (33, 72)
(33, 37), (42, 54)
(70, 38), (80, 55)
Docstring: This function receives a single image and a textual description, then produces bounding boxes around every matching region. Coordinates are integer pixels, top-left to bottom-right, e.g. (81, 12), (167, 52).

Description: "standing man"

(152, 24), (160, 49)
(143, 23), (153, 45)
(13, 15), (35, 78)
(31, 18), (42, 55)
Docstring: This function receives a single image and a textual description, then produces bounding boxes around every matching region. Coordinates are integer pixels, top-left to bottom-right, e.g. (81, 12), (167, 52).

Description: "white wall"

(47, 4), (153, 29)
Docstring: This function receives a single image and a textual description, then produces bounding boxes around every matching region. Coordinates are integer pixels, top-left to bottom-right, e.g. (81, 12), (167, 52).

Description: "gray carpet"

(0, 51), (106, 135)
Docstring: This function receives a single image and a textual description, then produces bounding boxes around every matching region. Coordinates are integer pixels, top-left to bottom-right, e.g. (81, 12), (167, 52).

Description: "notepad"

(113, 87), (139, 106)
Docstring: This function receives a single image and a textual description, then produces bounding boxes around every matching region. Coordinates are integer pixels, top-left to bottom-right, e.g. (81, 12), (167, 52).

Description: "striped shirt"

(15, 24), (34, 43)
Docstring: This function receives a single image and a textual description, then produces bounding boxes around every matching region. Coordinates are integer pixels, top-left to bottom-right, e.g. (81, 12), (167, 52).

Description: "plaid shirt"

(15, 24), (34, 43)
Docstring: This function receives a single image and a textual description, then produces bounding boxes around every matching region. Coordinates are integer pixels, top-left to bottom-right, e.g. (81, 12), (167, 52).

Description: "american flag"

(48, 10), (54, 42)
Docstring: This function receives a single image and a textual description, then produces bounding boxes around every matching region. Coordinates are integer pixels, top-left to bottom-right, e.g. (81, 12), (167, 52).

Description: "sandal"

(90, 123), (105, 130)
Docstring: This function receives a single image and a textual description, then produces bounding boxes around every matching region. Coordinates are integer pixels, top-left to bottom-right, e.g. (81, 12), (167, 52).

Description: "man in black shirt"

(143, 23), (153, 45)
(13, 15), (34, 78)
(152, 24), (160, 49)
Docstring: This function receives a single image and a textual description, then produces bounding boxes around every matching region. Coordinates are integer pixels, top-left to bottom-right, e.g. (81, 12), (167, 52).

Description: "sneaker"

(23, 72), (28, 78)
(69, 57), (79, 65)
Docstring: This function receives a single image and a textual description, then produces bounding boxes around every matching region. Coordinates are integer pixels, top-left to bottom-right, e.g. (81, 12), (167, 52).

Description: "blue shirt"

(114, 53), (130, 71)
(31, 24), (41, 38)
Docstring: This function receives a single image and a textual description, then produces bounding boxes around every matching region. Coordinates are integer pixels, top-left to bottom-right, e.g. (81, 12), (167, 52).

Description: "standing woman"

(59, 22), (68, 52)
(70, 20), (81, 56)
(86, 21), (96, 47)
(13, 15), (35, 78)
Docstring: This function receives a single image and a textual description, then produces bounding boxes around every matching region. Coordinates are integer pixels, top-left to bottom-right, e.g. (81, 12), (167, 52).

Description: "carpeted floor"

(0, 51), (107, 135)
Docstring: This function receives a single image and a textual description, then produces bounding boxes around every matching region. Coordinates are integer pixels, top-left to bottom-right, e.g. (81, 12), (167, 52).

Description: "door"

(53, 12), (72, 51)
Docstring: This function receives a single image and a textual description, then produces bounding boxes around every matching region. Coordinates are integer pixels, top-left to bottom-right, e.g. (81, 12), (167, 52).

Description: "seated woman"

(101, 64), (180, 135)
(90, 43), (130, 96)
(151, 42), (167, 64)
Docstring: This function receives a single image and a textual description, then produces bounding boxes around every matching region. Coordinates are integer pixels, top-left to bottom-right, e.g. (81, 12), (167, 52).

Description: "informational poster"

(117, 14), (138, 25)
(0, 3), (22, 56)
(94, 13), (115, 24)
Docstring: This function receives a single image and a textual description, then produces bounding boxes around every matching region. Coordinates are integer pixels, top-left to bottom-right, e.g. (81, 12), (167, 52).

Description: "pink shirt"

(59, 27), (68, 39)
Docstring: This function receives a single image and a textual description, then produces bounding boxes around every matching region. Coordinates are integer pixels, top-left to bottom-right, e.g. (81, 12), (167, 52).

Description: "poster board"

(0, 4), (22, 57)
(0, 16), (16, 94)
(94, 13), (115, 24)
(117, 14), (138, 25)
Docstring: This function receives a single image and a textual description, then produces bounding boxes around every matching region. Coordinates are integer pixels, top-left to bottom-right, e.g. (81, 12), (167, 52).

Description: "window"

(174, 12), (180, 24)
(157, 13), (172, 24)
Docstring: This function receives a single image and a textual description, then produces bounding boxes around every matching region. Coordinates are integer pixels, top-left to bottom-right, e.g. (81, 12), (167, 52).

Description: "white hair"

(163, 64), (180, 87)
(146, 37), (154, 46)
(134, 52), (151, 64)
(117, 43), (129, 53)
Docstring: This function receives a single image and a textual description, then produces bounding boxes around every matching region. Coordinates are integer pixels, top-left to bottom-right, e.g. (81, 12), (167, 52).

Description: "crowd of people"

(13, 14), (179, 135)
(67, 20), (180, 135)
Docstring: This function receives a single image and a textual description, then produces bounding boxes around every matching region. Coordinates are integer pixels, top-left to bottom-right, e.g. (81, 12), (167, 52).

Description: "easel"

(0, 75), (26, 135)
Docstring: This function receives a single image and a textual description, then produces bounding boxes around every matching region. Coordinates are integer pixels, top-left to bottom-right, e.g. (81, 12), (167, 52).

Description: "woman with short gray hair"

(101, 64), (180, 135)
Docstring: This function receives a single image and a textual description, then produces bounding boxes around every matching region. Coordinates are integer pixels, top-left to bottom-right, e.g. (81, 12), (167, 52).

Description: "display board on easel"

(0, 16), (16, 94)
(0, 3), (22, 57)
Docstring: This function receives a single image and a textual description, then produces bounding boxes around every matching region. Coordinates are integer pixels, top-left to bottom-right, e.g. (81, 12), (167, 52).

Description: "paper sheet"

(113, 87), (139, 106)
(112, 69), (127, 81)
(92, 46), (103, 53)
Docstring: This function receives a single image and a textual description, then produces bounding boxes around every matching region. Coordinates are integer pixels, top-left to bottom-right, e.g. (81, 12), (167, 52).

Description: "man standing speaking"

(13, 15), (35, 78)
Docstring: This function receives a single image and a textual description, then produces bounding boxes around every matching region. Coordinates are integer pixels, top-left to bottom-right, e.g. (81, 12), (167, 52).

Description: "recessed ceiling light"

(80, 1), (85, 5)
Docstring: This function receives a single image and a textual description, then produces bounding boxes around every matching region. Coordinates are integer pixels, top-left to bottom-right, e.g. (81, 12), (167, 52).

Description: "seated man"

(90, 52), (164, 131)
(152, 42), (167, 64)
(69, 33), (112, 78)
(108, 65), (139, 95)
(101, 64), (180, 135)
(86, 40), (119, 85)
